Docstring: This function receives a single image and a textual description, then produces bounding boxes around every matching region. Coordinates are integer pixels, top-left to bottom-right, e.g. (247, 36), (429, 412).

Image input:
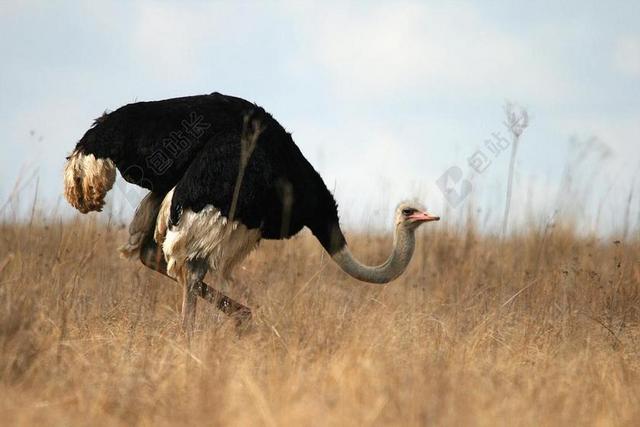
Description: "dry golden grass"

(0, 216), (639, 426)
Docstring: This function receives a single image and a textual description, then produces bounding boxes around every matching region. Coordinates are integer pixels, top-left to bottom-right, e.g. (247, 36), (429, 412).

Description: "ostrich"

(63, 92), (440, 331)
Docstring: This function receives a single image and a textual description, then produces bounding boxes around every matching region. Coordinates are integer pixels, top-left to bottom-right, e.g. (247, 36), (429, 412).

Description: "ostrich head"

(394, 201), (440, 231)
(331, 200), (440, 284)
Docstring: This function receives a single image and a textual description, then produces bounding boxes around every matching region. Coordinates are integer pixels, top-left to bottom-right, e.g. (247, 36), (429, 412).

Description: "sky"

(1, 1), (639, 235)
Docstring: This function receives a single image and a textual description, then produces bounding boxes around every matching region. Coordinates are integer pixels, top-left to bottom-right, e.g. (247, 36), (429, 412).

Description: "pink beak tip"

(410, 212), (441, 222)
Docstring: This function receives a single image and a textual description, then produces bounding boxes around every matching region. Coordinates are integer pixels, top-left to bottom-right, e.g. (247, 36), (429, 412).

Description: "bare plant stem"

(502, 134), (519, 236)
(502, 103), (529, 236)
(229, 115), (264, 222)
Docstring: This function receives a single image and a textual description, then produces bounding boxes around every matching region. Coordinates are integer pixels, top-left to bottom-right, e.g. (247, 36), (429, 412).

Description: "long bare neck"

(331, 225), (416, 284)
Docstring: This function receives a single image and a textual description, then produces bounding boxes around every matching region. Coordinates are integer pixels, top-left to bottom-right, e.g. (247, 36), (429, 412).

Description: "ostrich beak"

(409, 211), (440, 222)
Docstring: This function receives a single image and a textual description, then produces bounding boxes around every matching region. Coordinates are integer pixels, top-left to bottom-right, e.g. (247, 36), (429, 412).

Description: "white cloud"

(129, 2), (234, 80)
(614, 35), (640, 77)
(288, 2), (571, 103)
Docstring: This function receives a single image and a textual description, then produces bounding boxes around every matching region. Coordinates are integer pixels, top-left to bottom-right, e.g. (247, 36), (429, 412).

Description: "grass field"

(0, 216), (639, 426)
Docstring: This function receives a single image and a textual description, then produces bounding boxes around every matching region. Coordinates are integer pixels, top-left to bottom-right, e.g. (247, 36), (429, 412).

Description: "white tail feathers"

(63, 150), (116, 213)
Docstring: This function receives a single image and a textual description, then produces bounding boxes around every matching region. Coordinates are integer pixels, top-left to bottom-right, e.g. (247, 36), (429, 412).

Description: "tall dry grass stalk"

(0, 212), (638, 426)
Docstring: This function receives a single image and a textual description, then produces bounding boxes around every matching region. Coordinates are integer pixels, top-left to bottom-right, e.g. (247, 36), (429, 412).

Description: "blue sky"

(1, 1), (638, 234)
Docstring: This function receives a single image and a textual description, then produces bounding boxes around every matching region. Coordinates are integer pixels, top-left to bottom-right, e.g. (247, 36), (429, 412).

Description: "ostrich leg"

(139, 235), (252, 322)
(179, 258), (207, 333)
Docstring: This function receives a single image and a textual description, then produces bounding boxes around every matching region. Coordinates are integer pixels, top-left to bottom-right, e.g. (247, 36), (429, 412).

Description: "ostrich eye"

(402, 208), (414, 216)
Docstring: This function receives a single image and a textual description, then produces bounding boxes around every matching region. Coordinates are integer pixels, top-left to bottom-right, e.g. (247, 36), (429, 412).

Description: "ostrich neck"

(331, 225), (416, 284)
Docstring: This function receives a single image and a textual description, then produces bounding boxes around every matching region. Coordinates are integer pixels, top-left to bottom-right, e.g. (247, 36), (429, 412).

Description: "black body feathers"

(74, 92), (346, 254)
